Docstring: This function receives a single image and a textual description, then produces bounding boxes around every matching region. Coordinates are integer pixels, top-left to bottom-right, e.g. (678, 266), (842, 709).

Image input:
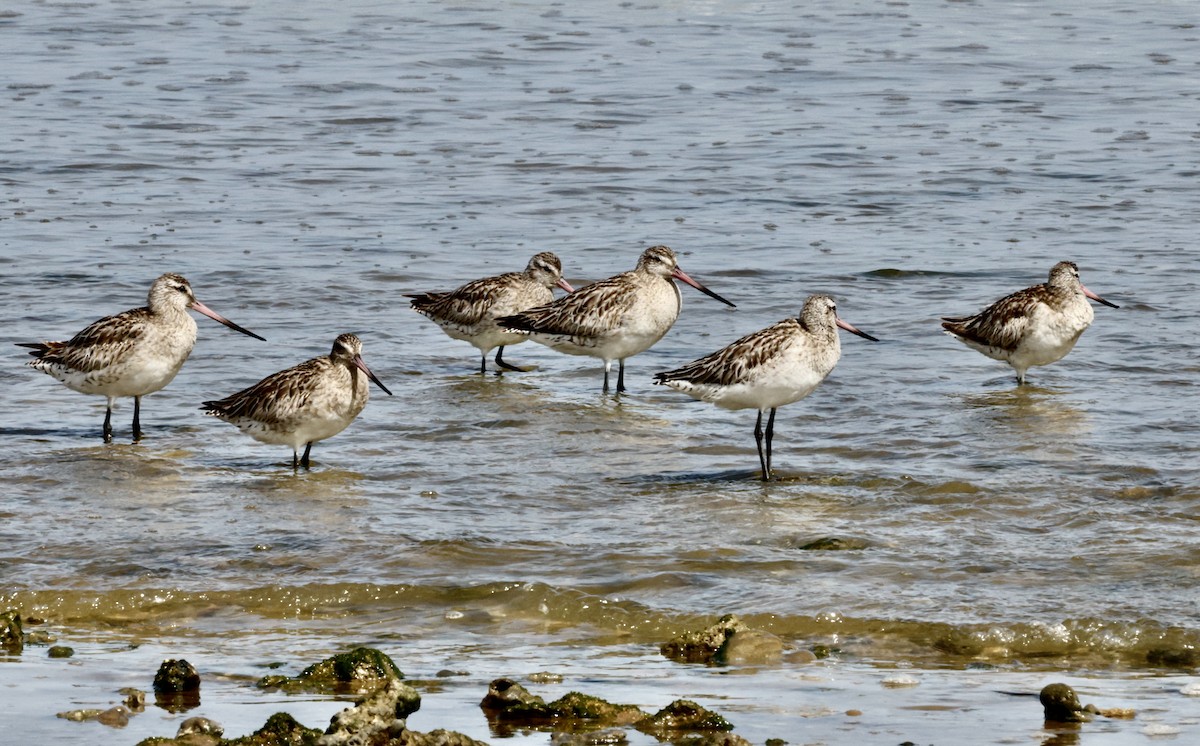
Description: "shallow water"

(3, 0), (1200, 742)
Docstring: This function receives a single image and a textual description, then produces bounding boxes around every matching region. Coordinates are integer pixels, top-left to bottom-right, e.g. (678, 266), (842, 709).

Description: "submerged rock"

(56, 706), (132, 728)
(660, 614), (782, 665)
(121, 688), (147, 712)
(667, 736), (751, 746)
(97, 705), (133, 727)
(259, 647), (404, 694)
(1, 609), (24, 653)
(550, 729), (628, 745)
(796, 536), (869, 551)
(48, 645), (75, 658)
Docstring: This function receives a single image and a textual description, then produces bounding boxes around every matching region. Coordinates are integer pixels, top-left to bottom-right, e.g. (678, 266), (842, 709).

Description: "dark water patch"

(129, 122), (220, 132)
(52, 162), (165, 171)
(323, 117), (401, 125)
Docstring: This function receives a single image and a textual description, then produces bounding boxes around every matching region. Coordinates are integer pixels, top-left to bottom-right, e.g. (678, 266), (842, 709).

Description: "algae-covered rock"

(636, 699), (734, 734)
(319, 678), (422, 745)
(154, 659), (201, 693)
(154, 658), (202, 713)
(550, 729), (628, 745)
(1040, 683), (1091, 723)
(300, 647), (403, 683)
(178, 716), (224, 738)
(258, 647), (404, 694)
(481, 678), (646, 732)
(661, 615), (748, 664)
(48, 645), (75, 658)
(660, 614), (781, 665)
(1, 609), (24, 653)
(223, 712), (323, 746)
(546, 691), (644, 726)
(480, 678), (549, 718)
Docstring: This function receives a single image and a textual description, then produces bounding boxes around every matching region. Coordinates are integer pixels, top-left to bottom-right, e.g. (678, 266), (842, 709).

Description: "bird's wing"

(656, 319), (796, 387)
(941, 286), (1042, 351)
(500, 274), (637, 337)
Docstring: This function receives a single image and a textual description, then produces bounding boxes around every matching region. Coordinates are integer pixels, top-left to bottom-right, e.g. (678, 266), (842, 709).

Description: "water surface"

(2, 0), (1199, 743)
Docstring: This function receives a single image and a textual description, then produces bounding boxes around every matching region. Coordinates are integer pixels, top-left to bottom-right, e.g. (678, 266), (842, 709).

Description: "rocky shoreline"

(6, 608), (1166, 745)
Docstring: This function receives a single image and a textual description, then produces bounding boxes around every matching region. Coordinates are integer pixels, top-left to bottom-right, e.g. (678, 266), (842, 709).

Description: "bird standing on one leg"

(654, 294), (877, 481)
(18, 273), (265, 442)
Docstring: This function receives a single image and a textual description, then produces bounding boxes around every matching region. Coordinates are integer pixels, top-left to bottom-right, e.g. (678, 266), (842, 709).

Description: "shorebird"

(407, 251), (574, 373)
(498, 245), (735, 393)
(17, 273), (265, 442)
(654, 294), (877, 481)
(201, 333), (392, 469)
(941, 261), (1119, 384)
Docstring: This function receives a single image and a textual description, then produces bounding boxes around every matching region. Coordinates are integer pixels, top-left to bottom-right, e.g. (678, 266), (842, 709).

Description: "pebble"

(1142, 723), (1182, 737)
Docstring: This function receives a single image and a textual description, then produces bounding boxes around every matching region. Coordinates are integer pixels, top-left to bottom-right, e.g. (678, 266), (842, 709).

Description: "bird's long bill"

(557, 278), (576, 293)
(671, 267), (736, 308)
(1081, 284), (1120, 309)
(836, 317), (879, 342)
(190, 300), (267, 341)
(354, 355), (393, 395)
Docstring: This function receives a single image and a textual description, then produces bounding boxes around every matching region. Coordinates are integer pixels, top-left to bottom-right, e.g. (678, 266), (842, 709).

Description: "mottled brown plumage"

(408, 251), (573, 373)
(499, 246), (735, 392)
(18, 273), (264, 442)
(202, 333), (392, 469)
(655, 295), (877, 480)
(941, 261), (1118, 383)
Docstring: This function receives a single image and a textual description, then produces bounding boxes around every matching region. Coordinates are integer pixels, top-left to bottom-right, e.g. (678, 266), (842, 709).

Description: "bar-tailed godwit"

(654, 294), (877, 481)
(499, 245), (735, 393)
(941, 261), (1119, 384)
(18, 273), (265, 442)
(407, 251), (574, 373)
(201, 333), (392, 469)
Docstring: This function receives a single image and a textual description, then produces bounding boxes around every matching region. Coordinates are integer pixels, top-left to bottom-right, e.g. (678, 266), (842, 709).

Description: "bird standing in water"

(499, 245), (736, 393)
(18, 273), (265, 442)
(407, 251), (574, 374)
(655, 294), (877, 481)
(941, 261), (1118, 384)
(202, 333), (392, 469)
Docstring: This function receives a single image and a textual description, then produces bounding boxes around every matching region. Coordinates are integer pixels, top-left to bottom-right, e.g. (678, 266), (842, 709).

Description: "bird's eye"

(174, 285), (187, 293)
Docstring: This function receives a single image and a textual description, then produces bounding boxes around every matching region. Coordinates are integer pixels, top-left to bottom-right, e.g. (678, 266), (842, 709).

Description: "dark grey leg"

(103, 404), (113, 443)
(764, 407), (777, 478)
(132, 396), (143, 442)
(753, 410), (767, 480)
(300, 442), (313, 469)
(494, 346), (523, 372)
(616, 360), (626, 393)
